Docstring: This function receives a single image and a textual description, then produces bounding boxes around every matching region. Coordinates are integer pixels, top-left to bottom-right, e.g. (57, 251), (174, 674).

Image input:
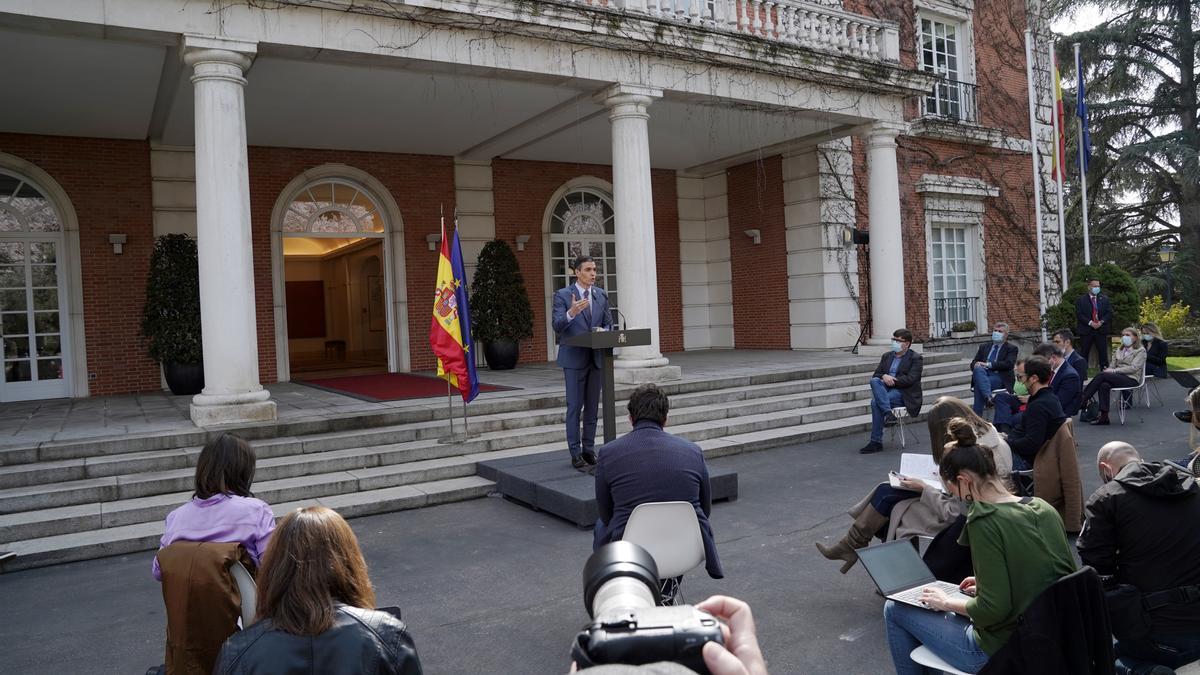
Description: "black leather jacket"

(214, 605), (423, 675)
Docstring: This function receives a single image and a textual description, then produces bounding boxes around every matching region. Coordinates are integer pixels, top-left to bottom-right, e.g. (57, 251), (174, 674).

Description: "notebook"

(888, 453), (945, 492)
(857, 540), (970, 610)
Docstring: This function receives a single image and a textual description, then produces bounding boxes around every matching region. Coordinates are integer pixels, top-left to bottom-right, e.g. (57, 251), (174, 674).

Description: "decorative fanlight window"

(282, 179), (385, 235)
(0, 172), (62, 233)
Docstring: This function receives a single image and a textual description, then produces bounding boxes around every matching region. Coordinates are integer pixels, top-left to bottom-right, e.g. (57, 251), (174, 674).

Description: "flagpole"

(1050, 46), (1069, 292)
(1074, 42), (1092, 265)
(1025, 30), (1049, 341)
(445, 375), (456, 438)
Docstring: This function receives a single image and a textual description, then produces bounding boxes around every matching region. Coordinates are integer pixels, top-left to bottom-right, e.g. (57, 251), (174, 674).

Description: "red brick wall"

(492, 159), (682, 363)
(247, 148), (456, 377)
(727, 156), (790, 349)
(0, 133), (159, 396)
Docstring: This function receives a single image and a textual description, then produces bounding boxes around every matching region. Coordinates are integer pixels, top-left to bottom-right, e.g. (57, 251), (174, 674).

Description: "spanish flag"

(429, 218), (479, 403)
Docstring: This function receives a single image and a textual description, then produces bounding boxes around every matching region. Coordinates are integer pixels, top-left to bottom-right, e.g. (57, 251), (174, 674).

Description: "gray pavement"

(0, 382), (1192, 674)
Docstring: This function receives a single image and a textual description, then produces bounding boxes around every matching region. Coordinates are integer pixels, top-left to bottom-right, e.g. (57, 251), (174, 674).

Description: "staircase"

(0, 353), (973, 571)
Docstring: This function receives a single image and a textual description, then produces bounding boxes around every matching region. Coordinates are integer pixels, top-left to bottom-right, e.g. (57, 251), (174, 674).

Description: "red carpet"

(297, 372), (516, 402)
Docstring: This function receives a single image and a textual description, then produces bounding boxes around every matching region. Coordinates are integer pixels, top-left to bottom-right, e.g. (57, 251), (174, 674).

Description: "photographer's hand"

(696, 596), (768, 675)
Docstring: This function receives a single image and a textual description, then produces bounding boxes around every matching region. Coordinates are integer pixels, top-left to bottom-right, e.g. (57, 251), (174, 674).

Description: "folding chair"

(1112, 366), (1151, 425)
(910, 646), (971, 675)
(622, 502), (706, 606)
(888, 406), (918, 448)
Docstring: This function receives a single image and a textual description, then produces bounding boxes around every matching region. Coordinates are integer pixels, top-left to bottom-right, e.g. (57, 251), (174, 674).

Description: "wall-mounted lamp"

(108, 233), (127, 254)
(843, 226), (869, 247)
(426, 232), (442, 251)
(743, 229), (761, 245)
(515, 234), (531, 252)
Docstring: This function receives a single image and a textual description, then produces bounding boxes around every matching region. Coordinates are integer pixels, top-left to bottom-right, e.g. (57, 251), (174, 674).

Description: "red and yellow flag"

(429, 218), (479, 403)
(1051, 50), (1068, 183)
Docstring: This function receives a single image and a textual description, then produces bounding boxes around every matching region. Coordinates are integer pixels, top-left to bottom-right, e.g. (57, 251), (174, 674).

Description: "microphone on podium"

(610, 308), (627, 331)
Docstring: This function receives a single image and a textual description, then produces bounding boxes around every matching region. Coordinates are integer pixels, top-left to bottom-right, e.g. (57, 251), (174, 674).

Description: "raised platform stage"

(477, 452), (739, 528)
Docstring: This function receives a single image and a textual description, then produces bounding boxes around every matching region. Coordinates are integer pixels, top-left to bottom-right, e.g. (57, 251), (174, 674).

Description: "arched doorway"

(0, 169), (76, 401)
(272, 174), (402, 380)
(543, 181), (618, 360)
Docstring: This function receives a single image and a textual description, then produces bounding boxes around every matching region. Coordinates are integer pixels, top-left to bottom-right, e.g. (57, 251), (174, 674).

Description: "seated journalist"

(994, 344), (1081, 433)
(1001, 356), (1066, 471)
(1078, 442), (1200, 675)
(593, 383), (723, 580)
(969, 322), (1019, 414)
(858, 328), (923, 455)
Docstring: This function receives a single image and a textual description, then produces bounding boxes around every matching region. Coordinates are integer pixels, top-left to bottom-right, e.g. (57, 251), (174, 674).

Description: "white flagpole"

(1050, 47), (1069, 292)
(1025, 30), (1049, 341)
(1074, 42), (1092, 265)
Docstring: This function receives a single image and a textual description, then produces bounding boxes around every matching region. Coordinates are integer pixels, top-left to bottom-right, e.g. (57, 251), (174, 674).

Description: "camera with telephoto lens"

(570, 541), (724, 673)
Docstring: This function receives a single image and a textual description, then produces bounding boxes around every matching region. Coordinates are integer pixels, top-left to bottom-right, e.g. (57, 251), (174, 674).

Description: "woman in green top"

(883, 418), (1077, 674)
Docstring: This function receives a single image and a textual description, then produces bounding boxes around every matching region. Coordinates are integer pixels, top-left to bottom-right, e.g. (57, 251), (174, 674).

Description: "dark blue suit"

(593, 420), (723, 579)
(1076, 293), (1113, 368)
(969, 341), (1019, 413)
(1049, 362), (1083, 417)
(1065, 348), (1088, 385)
(552, 284), (612, 458)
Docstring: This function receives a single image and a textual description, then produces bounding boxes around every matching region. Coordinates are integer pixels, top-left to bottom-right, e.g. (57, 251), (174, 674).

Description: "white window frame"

(916, 174), (997, 338)
(915, 0), (977, 120)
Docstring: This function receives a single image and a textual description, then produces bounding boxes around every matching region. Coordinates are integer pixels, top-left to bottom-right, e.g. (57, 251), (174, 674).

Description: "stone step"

(0, 352), (963, 467)
(0, 368), (971, 509)
(0, 382), (971, 545)
(0, 476), (495, 572)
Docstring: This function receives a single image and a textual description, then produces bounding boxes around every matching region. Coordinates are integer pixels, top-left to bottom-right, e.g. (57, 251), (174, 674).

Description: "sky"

(1051, 3), (1116, 35)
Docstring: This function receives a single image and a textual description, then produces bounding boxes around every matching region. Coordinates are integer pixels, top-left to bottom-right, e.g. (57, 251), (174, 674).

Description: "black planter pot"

(164, 362), (205, 396)
(483, 341), (519, 370)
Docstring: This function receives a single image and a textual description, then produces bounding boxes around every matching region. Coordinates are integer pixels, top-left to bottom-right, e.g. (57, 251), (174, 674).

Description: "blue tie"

(988, 345), (999, 364)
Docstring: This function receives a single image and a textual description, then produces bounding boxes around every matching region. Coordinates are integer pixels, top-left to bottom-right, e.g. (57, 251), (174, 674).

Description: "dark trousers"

(1080, 331), (1110, 369)
(1115, 632), (1200, 674)
(1083, 371), (1138, 412)
(564, 365), (602, 458)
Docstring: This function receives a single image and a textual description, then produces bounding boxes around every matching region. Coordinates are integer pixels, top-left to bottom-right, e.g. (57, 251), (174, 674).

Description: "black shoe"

(571, 456), (589, 471)
(1090, 415), (1110, 426)
(859, 441), (884, 454)
(995, 423), (1012, 434)
(582, 451), (598, 466)
(883, 414), (898, 427)
(1176, 410), (1193, 424)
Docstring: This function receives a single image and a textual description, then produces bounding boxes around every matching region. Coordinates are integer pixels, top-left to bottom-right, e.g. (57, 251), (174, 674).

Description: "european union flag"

(1075, 49), (1091, 172)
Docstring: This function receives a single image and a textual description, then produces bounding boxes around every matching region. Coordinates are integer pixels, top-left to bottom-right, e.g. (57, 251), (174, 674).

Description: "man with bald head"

(1078, 442), (1200, 674)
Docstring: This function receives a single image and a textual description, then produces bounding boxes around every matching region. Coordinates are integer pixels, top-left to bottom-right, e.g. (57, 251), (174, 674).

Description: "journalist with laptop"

(882, 418), (1077, 675)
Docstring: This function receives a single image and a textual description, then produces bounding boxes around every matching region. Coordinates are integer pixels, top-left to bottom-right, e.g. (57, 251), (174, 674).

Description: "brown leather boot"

(815, 506), (889, 574)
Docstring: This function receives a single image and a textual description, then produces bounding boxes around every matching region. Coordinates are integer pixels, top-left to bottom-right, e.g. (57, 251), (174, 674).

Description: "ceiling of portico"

(0, 25), (853, 173)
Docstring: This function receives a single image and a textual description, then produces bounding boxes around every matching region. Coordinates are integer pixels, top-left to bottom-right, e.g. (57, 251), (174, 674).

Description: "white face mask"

(1121, 335), (1133, 347)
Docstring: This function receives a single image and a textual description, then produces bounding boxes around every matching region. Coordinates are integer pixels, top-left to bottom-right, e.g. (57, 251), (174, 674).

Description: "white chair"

(229, 561), (257, 628)
(888, 406), (917, 448)
(1112, 366), (1152, 425)
(910, 646), (971, 675)
(622, 502), (706, 604)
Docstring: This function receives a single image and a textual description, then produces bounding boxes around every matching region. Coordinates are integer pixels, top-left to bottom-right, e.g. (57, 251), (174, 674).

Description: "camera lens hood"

(582, 541), (661, 616)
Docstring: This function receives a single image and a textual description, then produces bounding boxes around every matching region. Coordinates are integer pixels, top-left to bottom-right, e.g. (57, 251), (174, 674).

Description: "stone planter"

(164, 362), (204, 396)
(483, 340), (520, 370)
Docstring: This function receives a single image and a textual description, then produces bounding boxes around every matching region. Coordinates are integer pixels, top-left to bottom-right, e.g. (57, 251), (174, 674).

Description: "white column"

(182, 35), (276, 426)
(596, 83), (681, 383)
(866, 122), (907, 344)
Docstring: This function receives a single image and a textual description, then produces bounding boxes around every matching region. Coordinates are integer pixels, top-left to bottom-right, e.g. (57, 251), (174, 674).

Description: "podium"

(562, 328), (651, 444)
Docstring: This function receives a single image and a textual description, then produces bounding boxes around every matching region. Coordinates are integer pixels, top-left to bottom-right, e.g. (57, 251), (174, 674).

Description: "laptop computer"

(1169, 370), (1200, 390)
(857, 540), (971, 610)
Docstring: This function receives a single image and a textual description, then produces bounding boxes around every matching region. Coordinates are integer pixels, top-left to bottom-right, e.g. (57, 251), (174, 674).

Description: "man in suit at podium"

(552, 255), (613, 471)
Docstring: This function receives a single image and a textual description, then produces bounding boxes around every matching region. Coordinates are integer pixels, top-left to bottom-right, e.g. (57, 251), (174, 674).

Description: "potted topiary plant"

(950, 320), (976, 338)
(141, 233), (204, 395)
(470, 240), (534, 370)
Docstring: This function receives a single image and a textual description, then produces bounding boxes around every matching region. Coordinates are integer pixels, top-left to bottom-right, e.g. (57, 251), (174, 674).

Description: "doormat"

(296, 372), (518, 402)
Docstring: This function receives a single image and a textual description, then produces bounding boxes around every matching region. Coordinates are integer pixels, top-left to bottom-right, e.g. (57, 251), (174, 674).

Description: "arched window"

(282, 179), (384, 235)
(1, 170), (69, 399)
(548, 188), (618, 309)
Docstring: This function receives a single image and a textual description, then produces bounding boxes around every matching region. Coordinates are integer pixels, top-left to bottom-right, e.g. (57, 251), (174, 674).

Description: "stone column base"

(613, 365), (683, 384)
(190, 399), (278, 427)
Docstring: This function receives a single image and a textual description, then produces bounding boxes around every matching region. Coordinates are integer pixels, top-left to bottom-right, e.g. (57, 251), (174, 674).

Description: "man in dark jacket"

(593, 383), (723, 579)
(859, 328), (923, 455)
(1078, 442), (1200, 674)
(1076, 277), (1114, 369)
(1003, 356), (1066, 469)
(970, 322), (1019, 413)
(1054, 329), (1090, 385)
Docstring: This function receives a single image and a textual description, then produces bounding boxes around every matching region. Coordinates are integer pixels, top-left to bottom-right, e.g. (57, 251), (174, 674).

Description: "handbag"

(1079, 399), (1100, 423)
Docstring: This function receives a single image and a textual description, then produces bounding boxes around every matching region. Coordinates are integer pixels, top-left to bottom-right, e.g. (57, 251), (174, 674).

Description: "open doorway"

(284, 237), (388, 378)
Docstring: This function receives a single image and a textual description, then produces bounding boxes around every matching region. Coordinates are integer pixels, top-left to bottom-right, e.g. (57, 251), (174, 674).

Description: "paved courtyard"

(0, 382), (1191, 674)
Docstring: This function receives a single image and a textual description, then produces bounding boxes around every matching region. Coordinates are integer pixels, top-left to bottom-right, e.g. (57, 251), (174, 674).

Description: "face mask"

(1142, 337), (1151, 344)
(1091, 286), (1101, 295)
(991, 331), (1004, 342)
(891, 340), (903, 353)
(1121, 335), (1133, 347)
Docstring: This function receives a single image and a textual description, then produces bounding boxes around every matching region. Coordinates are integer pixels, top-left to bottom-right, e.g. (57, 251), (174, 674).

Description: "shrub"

(1044, 262), (1139, 334)
(469, 240), (534, 344)
(1139, 296), (1191, 339)
(141, 234), (202, 364)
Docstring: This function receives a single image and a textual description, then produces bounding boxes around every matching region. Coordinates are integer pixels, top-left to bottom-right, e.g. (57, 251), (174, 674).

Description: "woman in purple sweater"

(152, 433), (275, 580)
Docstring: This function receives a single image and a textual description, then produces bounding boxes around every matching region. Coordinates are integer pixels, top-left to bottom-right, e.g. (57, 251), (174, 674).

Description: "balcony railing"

(920, 77), (979, 123)
(567, 0), (901, 63)
(932, 296), (979, 338)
